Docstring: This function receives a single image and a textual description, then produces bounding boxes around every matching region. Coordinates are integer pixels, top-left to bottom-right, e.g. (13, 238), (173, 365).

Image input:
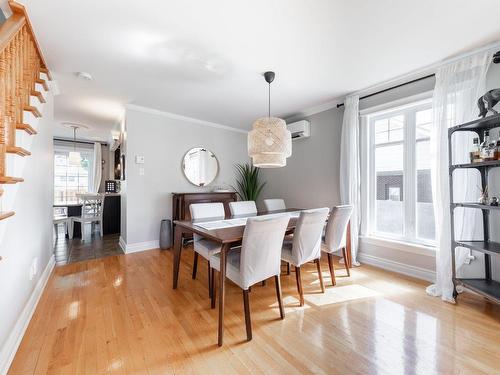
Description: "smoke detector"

(76, 71), (93, 81)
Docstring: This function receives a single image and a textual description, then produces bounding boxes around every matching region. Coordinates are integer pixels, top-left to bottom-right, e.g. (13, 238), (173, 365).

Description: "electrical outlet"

(139, 167), (145, 176)
(29, 257), (38, 280)
(135, 155), (145, 164)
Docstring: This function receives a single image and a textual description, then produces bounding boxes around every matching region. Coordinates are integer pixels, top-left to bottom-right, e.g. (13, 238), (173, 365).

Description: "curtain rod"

(53, 137), (108, 146)
(336, 74), (435, 108)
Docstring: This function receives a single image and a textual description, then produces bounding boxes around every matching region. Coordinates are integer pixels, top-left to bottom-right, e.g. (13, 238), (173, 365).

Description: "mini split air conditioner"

(287, 120), (310, 140)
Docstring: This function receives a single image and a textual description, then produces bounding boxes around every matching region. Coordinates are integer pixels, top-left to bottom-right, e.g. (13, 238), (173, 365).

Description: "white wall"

(122, 106), (249, 250)
(0, 90), (54, 374)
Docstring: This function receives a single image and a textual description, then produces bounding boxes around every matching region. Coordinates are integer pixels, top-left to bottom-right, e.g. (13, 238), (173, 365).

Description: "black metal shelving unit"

(449, 113), (500, 303)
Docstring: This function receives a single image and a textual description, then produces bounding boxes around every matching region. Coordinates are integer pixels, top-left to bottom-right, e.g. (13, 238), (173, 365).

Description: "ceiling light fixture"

(68, 125), (82, 166)
(248, 71), (291, 168)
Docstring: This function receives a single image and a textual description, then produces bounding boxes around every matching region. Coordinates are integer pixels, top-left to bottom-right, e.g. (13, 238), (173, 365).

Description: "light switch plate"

(139, 167), (145, 176)
(135, 155), (145, 164)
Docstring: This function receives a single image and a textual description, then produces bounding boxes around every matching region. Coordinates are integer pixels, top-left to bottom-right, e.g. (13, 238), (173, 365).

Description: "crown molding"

(286, 98), (343, 122)
(126, 104), (248, 134)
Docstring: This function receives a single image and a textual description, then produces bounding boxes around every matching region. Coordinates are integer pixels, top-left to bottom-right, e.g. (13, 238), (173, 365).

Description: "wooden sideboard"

(172, 191), (237, 242)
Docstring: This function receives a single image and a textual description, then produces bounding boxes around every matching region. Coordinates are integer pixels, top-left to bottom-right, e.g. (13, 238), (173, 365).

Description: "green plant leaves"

(231, 163), (266, 201)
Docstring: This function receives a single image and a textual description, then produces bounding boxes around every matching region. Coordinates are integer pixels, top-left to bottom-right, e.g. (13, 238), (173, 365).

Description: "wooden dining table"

(172, 208), (352, 346)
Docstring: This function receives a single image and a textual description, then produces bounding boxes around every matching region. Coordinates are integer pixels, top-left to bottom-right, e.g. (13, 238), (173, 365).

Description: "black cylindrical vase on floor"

(160, 219), (172, 249)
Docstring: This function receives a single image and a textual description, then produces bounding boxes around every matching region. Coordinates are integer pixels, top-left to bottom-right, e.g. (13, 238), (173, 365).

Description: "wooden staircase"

(0, 1), (51, 220)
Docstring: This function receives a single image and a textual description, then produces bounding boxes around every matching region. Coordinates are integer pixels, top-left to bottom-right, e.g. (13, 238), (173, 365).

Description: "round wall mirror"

(182, 148), (219, 186)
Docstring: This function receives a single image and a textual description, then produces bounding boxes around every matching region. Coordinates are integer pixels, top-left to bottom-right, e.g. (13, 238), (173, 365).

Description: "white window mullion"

(368, 120), (376, 234)
(404, 109), (416, 240)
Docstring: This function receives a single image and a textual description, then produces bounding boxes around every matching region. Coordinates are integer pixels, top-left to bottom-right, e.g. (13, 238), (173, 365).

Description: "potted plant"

(232, 163), (266, 201)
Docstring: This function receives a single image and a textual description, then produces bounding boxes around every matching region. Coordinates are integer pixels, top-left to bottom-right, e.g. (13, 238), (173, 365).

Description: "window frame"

(366, 98), (436, 248)
(53, 142), (94, 204)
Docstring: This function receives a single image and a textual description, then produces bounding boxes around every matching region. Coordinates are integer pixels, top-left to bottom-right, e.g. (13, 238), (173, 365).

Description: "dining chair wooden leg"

(242, 289), (252, 341)
(342, 248), (351, 277)
(274, 275), (285, 319)
(287, 262), (290, 275)
(295, 266), (304, 307)
(211, 270), (217, 309)
(192, 252), (199, 279)
(327, 253), (336, 286)
(315, 258), (325, 293)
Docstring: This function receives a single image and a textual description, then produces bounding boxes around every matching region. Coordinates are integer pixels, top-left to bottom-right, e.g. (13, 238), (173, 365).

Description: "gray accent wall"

(259, 62), (500, 282)
(122, 108), (249, 248)
(259, 107), (344, 210)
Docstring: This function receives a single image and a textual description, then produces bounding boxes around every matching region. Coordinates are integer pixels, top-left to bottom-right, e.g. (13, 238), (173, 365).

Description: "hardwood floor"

(9, 246), (500, 374)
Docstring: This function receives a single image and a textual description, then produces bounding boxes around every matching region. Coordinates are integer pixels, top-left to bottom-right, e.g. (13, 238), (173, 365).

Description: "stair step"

(24, 105), (41, 118)
(31, 90), (46, 104)
(0, 176), (24, 184)
(35, 78), (49, 91)
(16, 123), (37, 135)
(0, 211), (15, 221)
(6, 146), (31, 156)
(40, 67), (52, 81)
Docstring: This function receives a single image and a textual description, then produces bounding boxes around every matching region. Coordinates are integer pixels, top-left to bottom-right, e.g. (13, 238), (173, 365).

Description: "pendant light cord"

(268, 81), (271, 118)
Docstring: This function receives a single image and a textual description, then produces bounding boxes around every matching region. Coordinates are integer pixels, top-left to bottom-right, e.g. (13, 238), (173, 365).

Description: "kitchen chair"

(68, 194), (104, 240)
(229, 200), (257, 216)
(189, 202), (225, 298)
(53, 208), (69, 238)
(210, 214), (290, 341)
(322, 205), (352, 285)
(281, 207), (329, 306)
(263, 198), (286, 211)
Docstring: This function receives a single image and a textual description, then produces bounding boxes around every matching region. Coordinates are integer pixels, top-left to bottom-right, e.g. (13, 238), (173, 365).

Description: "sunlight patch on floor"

(304, 284), (379, 307)
(269, 295), (312, 312)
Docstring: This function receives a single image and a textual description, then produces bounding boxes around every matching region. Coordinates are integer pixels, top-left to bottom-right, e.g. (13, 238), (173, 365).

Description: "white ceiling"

(20, 0), (500, 138)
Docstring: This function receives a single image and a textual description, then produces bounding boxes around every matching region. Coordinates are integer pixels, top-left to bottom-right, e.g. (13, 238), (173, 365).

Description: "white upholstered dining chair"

(281, 207), (329, 306)
(210, 214), (290, 341)
(229, 201), (257, 216)
(322, 205), (352, 285)
(189, 202), (225, 298)
(263, 198), (286, 211)
(68, 194), (104, 240)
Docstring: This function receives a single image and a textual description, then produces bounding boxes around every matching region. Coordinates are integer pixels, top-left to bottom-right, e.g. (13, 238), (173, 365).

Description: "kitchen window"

(366, 100), (436, 246)
(54, 142), (94, 203)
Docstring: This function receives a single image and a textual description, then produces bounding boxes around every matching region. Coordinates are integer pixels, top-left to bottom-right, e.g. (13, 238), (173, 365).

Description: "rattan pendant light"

(248, 71), (291, 168)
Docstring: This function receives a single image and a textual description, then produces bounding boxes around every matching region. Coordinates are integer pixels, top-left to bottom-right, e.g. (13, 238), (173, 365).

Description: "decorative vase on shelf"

(478, 186), (488, 205)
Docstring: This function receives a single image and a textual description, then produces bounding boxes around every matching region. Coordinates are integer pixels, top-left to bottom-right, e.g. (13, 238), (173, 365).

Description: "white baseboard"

(120, 237), (159, 254)
(0, 255), (55, 375)
(119, 236), (127, 252)
(358, 252), (436, 283)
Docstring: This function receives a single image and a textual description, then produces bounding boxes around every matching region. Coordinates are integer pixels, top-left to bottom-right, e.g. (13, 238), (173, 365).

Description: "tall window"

(54, 142), (94, 203)
(367, 100), (435, 245)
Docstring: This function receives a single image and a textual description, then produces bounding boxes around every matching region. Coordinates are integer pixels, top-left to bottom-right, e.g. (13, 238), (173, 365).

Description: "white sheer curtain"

(340, 94), (361, 265)
(91, 142), (102, 193)
(427, 50), (493, 303)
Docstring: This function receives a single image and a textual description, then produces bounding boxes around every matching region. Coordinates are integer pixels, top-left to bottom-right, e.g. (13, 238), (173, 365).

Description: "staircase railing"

(0, 1), (50, 220)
